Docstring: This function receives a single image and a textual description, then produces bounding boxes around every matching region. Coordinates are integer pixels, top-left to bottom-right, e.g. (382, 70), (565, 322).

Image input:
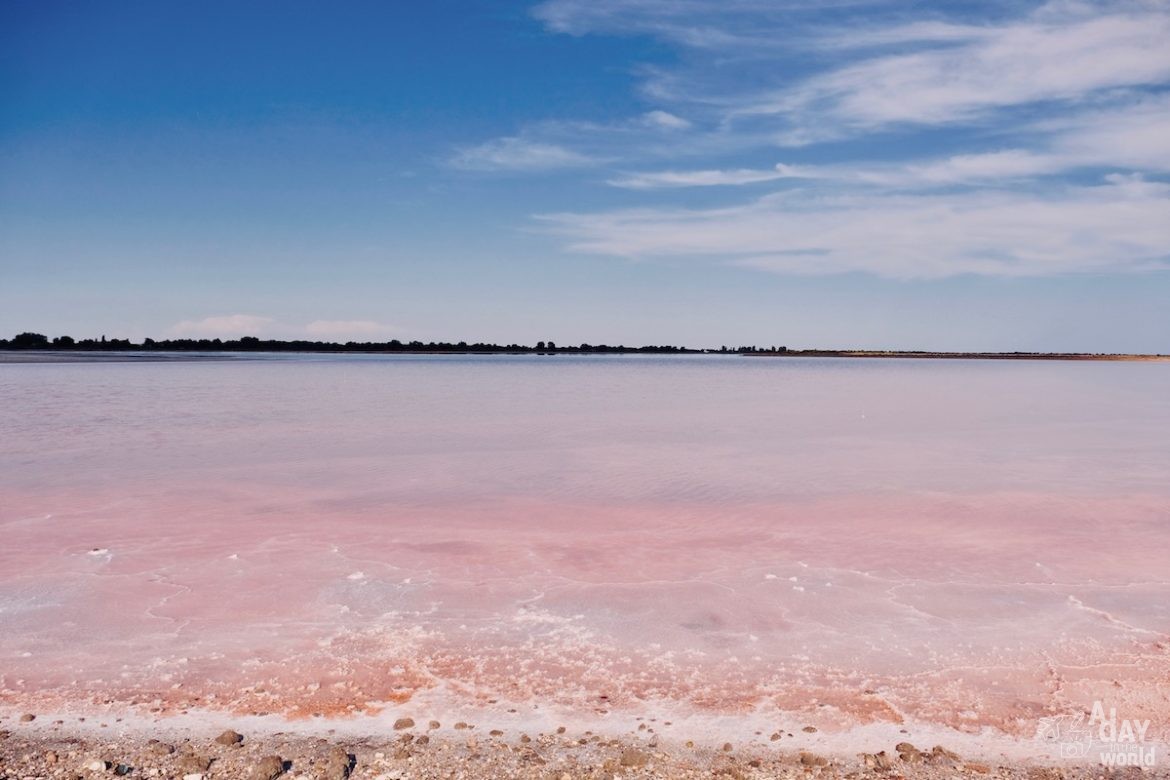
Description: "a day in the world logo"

(1036, 702), (1159, 768)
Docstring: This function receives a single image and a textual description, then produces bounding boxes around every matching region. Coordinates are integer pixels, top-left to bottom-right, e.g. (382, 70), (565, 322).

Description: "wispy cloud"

(541, 175), (1170, 279)
(450, 136), (596, 171)
(450, 111), (697, 172)
(608, 151), (1066, 191)
(304, 320), (396, 339)
(813, 20), (994, 49)
(1036, 91), (1170, 173)
(460, 1), (1170, 171)
(746, 8), (1170, 139)
(533, 0), (877, 47)
(640, 110), (691, 129)
(535, 0), (1170, 132)
(608, 164), (811, 189)
(458, 0), (1170, 280)
(614, 93), (1170, 190)
(168, 314), (275, 338)
(168, 316), (398, 341)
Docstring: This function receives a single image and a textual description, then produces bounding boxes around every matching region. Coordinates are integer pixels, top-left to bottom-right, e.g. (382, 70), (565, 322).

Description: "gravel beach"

(1, 711), (1157, 780)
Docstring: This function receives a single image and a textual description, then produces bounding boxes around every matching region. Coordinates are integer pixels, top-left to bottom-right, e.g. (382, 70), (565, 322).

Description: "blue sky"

(2, 0), (1168, 351)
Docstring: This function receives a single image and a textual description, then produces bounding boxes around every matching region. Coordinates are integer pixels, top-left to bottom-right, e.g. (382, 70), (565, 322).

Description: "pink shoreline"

(3, 490), (1168, 754)
(1, 697), (1165, 770)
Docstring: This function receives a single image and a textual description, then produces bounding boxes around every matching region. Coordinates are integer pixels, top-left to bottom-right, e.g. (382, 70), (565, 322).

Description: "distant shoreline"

(2, 331), (1167, 361)
(2, 330), (1165, 361)
(747, 350), (1170, 361)
(2, 347), (1167, 363)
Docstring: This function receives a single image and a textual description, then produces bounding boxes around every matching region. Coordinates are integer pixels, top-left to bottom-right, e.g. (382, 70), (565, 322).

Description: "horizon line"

(2, 331), (1167, 361)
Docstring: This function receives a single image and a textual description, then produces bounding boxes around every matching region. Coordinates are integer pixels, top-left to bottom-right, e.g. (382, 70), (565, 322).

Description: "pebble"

(619, 749), (650, 767)
(799, 751), (828, 767)
(251, 754), (285, 780)
(215, 729), (244, 746)
(176, 754), (212, 773)
(320, 746), (353, 780)
(393, 718), (415, 731)
(897, 741), (923, 763)
(932, 744), (962, 762)
(20, 714), (36, 723)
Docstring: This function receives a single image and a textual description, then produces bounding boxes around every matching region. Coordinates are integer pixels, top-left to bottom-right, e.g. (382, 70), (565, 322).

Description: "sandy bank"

(1, 709), (1156, 780)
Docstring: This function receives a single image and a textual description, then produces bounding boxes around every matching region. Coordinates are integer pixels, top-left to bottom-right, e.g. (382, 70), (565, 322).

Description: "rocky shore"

(0, 712), (1156, 780)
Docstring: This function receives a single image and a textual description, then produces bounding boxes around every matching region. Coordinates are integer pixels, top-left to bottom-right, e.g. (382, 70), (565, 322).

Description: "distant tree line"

(7, 332), (1139, 359)
(1, 331), (744, 354)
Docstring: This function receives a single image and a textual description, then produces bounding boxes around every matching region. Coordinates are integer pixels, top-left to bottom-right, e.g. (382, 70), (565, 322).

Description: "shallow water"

(2, 354), (1168, 747)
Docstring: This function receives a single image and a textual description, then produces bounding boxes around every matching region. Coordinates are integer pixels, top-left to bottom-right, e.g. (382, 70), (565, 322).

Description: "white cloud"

(606, 152), (1072, 190)
(1041, 92), (1170, 172)
(168, 314), (275, 338)
(739, 7), (1170, 135)
(450, 137), (595, 171)
(608, 164), (812, 189)
(482, 1), (1170, 283)
(533, 0), (870, 46)
(613, 92), (1170, 190)
(856, 94), (1170, 184)
(641, 110), (691, 129)
(167, 316), (399, 341)
(899, 150), (1062, 184)
(539, 175), (1170, 279)
(304, 320), (395, 339)
(450, 111), (707, 175)
(533, 1), (1170, 147)
(815, 20), (995, 49)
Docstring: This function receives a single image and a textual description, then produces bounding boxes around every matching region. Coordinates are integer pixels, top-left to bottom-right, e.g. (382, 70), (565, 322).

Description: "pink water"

(2, 354), (1168, 751)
